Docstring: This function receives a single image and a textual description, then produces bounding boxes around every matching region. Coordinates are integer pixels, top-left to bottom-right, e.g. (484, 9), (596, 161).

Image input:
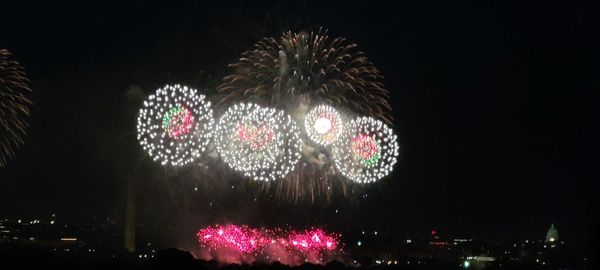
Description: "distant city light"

(60, 237), (77, 241)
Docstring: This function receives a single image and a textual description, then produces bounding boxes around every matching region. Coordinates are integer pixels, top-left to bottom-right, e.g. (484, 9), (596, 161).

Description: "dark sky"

(0, 0), (597, 246)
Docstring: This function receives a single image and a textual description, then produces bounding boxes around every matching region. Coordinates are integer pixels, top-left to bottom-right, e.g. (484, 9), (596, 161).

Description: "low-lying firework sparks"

(196, 224), (342, 265)
(0, 49), (32, 167)
(287, 228), (339, 252)
(197, 225), (268, 254)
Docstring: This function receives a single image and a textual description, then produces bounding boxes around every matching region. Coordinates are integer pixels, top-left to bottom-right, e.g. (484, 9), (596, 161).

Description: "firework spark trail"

(217, 28), (391, 124)
(196, 224), (342, 265)
(0, 49), (32, 167)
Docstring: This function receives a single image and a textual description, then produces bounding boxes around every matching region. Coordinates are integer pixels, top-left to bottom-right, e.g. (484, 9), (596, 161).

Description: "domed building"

(545, 223), (559, 243)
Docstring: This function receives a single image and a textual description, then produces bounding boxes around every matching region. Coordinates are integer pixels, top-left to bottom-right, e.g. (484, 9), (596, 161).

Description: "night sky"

(0, 1), (597, 246)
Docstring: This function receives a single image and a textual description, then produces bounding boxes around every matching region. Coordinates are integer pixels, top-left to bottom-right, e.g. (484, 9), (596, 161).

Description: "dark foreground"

(0, 246), (593, 270)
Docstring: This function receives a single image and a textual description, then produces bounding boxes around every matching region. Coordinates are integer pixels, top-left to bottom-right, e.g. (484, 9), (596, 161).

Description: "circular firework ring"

(332, 116), (399, 183)
(136, 84), (214, 166)
(304, 105), (343, 147)
(215, 103), (301, 181)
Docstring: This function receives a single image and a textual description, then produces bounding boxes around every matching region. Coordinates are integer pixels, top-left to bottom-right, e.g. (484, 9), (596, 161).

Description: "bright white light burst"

(304, 105), (343, 146)
(314, 118), (332, 134)
(136, 84), (214, 166)
(215, 103), (302, 181)
(332, 116), (399, 183)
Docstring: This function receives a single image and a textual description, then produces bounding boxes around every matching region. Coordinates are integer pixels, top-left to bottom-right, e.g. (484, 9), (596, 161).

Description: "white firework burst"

(304, 105), (343, 147)
(215, 103), (302, 181)
(332, 116), (399, 183)
(136, 84), (214, 166)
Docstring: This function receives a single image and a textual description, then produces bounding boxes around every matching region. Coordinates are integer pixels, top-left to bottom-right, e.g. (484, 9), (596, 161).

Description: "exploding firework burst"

(332, 116), (399, 183)
(136, 84), (214, 166)
(304, 105), (343, 147)
(216, 29), (395, 200)
(217, 28), (391, 124)
(0, 49), (32, 167)
(214, 103), (301, 181)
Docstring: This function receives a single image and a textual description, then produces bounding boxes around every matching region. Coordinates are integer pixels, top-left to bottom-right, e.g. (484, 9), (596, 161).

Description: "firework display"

(133, 29), (400, 202)
(0, 49), (32, 167)
(332, 116), (399, 183)
(213, 29), (398, 199)
(197, 224), (341, 263)
(136, 84), (214, 166)
(214, 103), (301, 181)
(304, 105), (343, 147)
(217, 29), (391, 125)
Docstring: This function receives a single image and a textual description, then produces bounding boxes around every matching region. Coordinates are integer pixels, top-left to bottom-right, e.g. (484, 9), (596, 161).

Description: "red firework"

(351, 134), (379, 159)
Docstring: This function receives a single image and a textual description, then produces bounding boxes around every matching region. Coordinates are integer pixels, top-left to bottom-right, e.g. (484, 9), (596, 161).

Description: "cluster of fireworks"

(136, 29), (400, 199)
(196, 224), (341, 265)
(0, 49), (32, 167)
(137, 85), (398, 184)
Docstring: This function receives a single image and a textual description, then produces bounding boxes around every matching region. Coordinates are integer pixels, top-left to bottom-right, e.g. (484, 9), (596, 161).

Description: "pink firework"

(236, 123), (274, 151)
(288, 228), (339, 252)
(196, 225), (342, 262)
(197, 225), (269, 253)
